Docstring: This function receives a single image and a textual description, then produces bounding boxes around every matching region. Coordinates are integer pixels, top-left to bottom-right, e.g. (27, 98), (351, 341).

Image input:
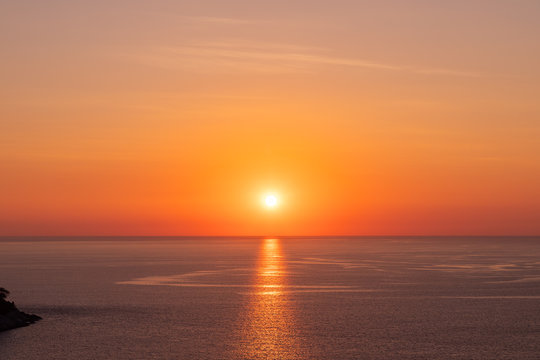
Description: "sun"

(263, 193), (279, 209)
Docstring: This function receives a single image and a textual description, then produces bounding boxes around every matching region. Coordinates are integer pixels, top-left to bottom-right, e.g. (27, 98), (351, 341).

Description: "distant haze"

(1, 1), (539, 235)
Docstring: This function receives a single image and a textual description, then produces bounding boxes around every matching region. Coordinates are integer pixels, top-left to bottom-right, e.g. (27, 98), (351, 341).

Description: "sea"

(0, 236), (539, 359)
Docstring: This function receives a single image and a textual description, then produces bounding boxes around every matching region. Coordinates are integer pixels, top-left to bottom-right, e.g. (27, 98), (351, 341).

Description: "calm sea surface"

(0, 237), (539, 359)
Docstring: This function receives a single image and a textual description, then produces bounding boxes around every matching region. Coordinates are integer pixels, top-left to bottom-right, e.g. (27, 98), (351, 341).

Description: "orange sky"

(1, 1), (539, 235)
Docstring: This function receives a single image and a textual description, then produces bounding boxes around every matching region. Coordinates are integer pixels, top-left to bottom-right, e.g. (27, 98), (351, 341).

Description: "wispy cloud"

(178, 16), (268, 25)
(127, 40), (481, 77)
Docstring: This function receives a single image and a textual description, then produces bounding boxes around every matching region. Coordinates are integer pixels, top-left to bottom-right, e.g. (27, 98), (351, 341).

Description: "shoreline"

(0, 310), (42, 332)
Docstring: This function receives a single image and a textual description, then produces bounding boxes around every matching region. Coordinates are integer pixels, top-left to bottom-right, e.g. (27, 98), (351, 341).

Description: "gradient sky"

(1, 0), (540, 235)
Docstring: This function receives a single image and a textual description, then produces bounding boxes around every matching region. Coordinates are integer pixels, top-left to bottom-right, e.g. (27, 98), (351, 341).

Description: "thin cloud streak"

(128, 41), (482, 77)
(178, 16), (269, 25)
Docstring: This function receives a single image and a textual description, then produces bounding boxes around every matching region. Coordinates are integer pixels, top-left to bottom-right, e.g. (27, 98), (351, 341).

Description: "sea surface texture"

(0, 237), (539, 359)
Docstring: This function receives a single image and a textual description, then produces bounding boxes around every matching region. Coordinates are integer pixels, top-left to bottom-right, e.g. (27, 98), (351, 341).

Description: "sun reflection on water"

(237, 238), (304, 359)
(257, 238), (284, 295)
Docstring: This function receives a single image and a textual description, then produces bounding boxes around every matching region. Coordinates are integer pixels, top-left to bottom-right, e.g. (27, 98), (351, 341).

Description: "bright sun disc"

(264, 194), (278, 208)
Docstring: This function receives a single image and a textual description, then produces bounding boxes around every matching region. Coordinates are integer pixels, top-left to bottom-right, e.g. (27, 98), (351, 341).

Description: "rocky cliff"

(0, 287), (41, 332)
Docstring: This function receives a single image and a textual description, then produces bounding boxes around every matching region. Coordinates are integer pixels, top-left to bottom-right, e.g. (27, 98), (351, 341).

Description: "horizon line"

(0, 234), (539, 239)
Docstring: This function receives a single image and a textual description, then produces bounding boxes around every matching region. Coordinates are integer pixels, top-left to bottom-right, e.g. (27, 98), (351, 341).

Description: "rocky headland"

(0, 287), (41, 332)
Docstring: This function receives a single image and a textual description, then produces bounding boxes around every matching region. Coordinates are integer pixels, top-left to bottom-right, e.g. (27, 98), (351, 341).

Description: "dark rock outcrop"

(0, 287), (41, 332)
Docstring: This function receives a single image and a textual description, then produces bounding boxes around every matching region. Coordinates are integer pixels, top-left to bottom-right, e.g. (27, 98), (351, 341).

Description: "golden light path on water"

(237, 238), (305, 359)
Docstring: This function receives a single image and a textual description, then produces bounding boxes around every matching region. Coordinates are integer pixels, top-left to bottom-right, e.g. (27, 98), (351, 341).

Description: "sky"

(1, 0), (540, 236)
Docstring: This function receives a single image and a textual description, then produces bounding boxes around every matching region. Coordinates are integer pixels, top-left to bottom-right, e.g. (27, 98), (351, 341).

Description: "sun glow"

(263, 194), (279, 209)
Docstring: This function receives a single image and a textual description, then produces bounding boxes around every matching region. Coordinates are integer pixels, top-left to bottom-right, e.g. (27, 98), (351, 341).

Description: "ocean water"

(0, 236), (539, 359)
